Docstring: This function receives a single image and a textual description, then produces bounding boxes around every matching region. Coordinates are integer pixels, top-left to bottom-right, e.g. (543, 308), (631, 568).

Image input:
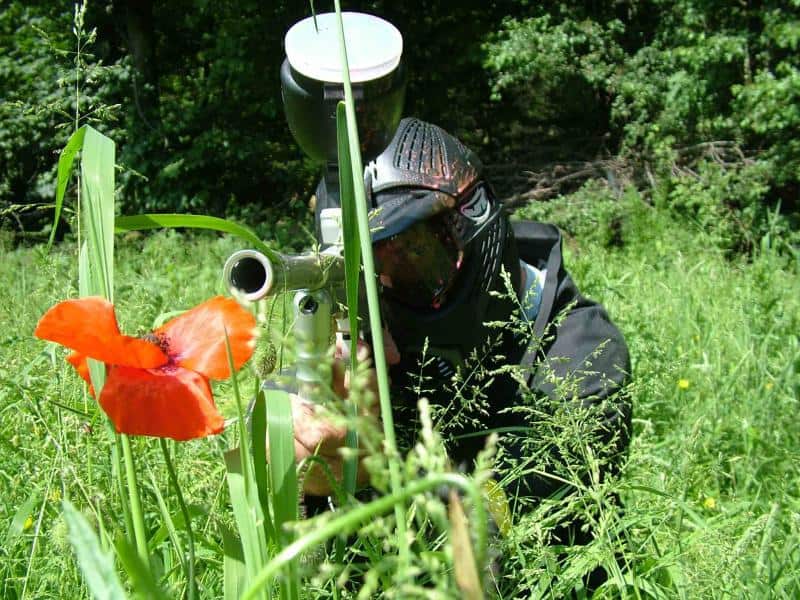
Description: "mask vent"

(478, 218), (503, 292)
(393, 119), (448, 179)
(435, 356), (456, 379)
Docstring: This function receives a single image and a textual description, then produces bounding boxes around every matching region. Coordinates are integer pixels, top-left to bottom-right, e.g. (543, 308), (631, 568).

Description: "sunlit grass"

(2, 188), (799, 597)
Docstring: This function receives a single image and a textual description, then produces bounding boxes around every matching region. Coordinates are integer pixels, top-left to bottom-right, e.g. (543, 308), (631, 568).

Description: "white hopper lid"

(285, 12), (403, 84)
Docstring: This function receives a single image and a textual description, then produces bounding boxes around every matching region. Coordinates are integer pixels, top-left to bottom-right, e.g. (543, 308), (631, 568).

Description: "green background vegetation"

(2, 0), (799, 246)
(1, 0), (799, 597)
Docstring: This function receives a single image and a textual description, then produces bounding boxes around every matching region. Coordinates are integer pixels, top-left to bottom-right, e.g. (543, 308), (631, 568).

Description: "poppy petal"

(35, 297), (168, 369)
(99, 365), (224, 441)
(66, 351), (96, 397)
(155, 296), (256, 380)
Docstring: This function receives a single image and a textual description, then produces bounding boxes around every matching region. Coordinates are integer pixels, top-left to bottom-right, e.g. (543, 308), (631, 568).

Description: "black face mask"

(378, 201), (521, 379)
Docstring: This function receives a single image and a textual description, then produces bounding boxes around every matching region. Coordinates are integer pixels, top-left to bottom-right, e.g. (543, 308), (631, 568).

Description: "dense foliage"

(483, 0), (800, 250)
(1, 0), (798, 248)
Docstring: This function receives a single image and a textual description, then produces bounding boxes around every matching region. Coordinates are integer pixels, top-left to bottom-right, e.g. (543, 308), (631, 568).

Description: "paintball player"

(270, 18), (632, 585)
(292, 116), (632, 514)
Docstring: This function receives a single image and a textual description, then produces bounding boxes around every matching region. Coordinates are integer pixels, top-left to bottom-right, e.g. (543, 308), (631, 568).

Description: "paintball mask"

(316, 118), (521, 376)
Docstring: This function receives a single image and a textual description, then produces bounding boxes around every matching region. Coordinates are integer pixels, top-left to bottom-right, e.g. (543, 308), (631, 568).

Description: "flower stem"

(160, 438), (196, 600)
(121, 434), (149, 565)
(112, 427), (136, 542)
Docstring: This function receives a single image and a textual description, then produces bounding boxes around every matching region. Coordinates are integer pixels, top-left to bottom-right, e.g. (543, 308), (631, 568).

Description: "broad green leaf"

(265, 388), (299, 600)
(115, 214), (276, 259)
(251, 388), (278, 543)
(61, 500), (126, 600)
(265, 389), (298, 542)
(80, 125), (115, 302)
(223, 328), (269, 598)
(115, 535), (170, 600)
(78, 126), (116, 396)
(224, 449), (269, 599)
(48, 126), (86, 249)
(221, 522), (247, 600)
(4, 492), (39, 547)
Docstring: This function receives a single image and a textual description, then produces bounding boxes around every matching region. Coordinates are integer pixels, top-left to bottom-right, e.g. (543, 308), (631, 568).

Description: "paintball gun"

(223, 11), (404, 394)
(222, 208), (360, 395)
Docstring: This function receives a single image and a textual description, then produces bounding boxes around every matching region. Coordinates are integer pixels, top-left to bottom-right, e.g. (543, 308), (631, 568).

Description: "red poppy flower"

(35, 296), (257, 441)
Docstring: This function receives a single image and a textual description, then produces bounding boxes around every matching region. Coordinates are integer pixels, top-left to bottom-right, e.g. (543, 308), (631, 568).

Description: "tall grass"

(4, 6), (491, 597)
(2, 187), (798, 597)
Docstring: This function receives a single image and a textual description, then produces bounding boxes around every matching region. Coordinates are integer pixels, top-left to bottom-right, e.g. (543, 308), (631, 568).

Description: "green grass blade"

(335, 102), (362, 361)
(115, 214), (276, 258)
(332, 0), (409, 568)
(80, 125), (115, 303)
(146, 503), (205, 550)
(331, 0), (399, 478)
(336, 102), (361, 497)
(77, 126), (116, 394)
(146, 467), (186, 576)
(77, 125), (115, 399)
(223, 328), (269, 598)
(48, 126), (86, 249)
(224, 449), (269, 597)
(77, 125), (149, 568)
(309, 1), (318, 32)
(265, 389), (298, 535)
(265, 388), (299, 600)
(157, 438), (197, 600)
(251, 388), (278, 543)
(61, 500), (127, 600)
(114, 535), (170, 600)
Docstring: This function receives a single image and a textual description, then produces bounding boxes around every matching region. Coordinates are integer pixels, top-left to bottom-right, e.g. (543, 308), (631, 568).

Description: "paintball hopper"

(281, 12), (406, 163)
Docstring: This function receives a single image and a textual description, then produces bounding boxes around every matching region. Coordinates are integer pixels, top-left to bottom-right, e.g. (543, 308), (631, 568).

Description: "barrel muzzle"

(223, 248), (346, 302)
(223, 250), (275, 302)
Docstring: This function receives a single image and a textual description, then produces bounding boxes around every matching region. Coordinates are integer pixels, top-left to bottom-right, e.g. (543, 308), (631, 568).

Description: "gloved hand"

(269, 328), (400, 496)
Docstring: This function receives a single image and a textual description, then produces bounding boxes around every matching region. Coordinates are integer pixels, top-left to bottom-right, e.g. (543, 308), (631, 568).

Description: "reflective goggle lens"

(373, 214), (464, 310)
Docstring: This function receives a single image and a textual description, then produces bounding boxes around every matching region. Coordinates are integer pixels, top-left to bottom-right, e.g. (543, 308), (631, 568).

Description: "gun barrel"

(223, 249), (345, 301)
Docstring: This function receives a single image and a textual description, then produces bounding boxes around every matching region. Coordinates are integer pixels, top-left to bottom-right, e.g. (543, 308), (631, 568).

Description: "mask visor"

(373, 213), (464, 310)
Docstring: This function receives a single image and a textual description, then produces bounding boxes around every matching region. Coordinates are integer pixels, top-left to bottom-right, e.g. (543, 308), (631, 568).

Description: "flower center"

(142, 332), (173, 361)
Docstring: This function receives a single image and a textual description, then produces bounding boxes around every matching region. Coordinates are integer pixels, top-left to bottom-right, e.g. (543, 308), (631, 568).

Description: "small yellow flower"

(49, 489), (61, 503)
(765, 382), (774, 391)
(23, 516), (34, 531)
(703, 497), (716, 510)
(678, 379), (690, 390)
